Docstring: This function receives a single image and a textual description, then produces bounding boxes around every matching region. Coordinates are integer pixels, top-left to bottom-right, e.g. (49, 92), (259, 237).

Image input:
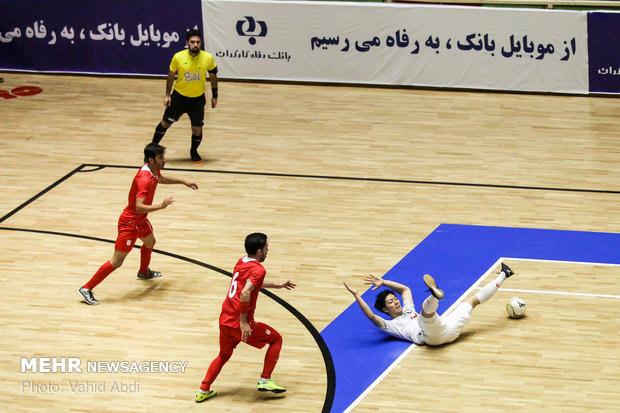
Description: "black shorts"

(163, 90), (206, 127)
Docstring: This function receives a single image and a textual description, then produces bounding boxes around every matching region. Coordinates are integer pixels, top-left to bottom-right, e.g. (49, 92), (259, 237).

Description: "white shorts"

(418, 302), (472, 346)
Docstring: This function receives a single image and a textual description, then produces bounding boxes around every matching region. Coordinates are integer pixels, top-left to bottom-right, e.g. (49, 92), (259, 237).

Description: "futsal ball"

(506, 297), (527, 318)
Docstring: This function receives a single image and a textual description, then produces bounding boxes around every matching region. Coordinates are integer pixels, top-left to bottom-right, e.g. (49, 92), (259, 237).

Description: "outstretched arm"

(135, 196), (174, 214)
(159, 174), (198, 189)
(343, 282), (386, 328)
(263, 279), (296, 290)
(365, 274), (413, 304)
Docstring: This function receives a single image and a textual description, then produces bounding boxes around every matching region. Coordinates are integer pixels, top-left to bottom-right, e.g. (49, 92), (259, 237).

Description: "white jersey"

(379, 300), (425, 345)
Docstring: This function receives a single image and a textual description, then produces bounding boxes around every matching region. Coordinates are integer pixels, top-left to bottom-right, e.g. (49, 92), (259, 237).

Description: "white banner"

(202, 0), (588, 93)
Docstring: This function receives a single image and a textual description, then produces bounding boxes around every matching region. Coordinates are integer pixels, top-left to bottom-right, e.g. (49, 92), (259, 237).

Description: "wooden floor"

(1, 72), (619, 412)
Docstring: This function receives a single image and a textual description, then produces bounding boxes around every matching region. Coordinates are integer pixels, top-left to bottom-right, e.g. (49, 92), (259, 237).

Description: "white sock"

(422, 295), (438, 314)
(459, 302), (473, 315)
(198, 389), (207, 394)
(475, 272), (507, 304)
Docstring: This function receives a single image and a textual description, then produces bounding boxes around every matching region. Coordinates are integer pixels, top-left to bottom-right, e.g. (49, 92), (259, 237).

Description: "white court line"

(343, 257), (504, 413)
(488, 287), (620, 299)
(508, 257), (620, 267)
(343, 256), (620, 413)
(493, 257), (620, 299)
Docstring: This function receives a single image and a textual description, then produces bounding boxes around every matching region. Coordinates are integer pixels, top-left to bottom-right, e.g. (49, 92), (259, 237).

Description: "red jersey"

(120, 164), (160, 224)
(219, 256), (266, 328)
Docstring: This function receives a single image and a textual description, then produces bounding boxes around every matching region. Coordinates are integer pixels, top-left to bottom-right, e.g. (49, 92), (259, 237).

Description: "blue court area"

(321, 224), (620, 413)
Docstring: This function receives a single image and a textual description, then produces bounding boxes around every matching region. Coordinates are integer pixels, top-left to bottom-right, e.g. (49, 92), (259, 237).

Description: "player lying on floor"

(343, 263), (514, 346)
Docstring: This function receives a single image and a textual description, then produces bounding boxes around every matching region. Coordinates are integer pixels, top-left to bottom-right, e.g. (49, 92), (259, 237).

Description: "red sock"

(261, 339), (282, 379)
(84, 261), (115, 290)
(139, 245), (152, 274)
(200, 352), (231, 392)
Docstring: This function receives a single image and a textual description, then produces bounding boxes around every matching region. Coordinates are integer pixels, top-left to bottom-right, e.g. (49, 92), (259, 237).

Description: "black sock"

(191, 134), (202, 151)
(152, 124), (167, 144)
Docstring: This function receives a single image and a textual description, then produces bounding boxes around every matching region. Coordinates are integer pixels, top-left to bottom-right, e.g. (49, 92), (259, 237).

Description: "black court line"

(2, 161), (617, 413)
(82, 163), (620, 195)
(0, 164), (85, 224)
(0, 164), (334, 412)
(0, 225), (335, 412)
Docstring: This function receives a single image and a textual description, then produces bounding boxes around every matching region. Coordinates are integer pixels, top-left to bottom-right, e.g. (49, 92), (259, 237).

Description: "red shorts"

(219, 322), (280, 352)
(114, 215), (153, 252)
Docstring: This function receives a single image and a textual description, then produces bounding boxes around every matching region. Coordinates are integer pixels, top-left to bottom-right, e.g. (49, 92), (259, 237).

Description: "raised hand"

(364, 274), (384, 290)
(343, 281), (358, 296)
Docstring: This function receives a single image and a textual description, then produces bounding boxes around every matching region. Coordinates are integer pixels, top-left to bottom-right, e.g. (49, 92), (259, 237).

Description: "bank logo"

(236, 16), (267, 45)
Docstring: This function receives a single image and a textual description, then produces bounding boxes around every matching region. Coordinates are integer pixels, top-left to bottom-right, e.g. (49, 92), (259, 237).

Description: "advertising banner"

(202, 0), (588, 93)
(587, 11), (620, 94)
(0, 0), (202, 75)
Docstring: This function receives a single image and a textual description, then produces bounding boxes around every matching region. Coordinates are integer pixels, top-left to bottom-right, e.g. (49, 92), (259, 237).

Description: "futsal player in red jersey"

(78, 143), (198, 305)
(196, 232), (296, 402)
